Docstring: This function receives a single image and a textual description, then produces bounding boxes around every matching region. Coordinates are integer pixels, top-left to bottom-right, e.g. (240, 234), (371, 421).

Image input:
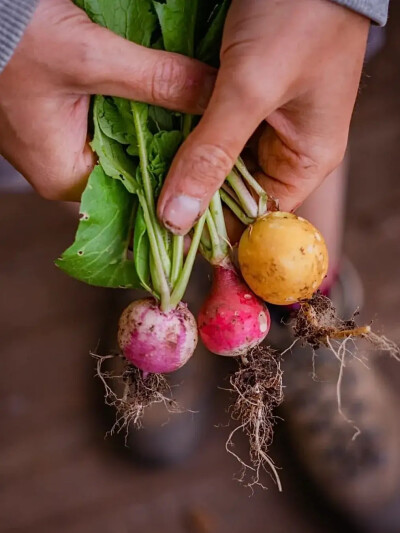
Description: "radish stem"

(222, 182), (241, 203)
(227, 171), (258, 218)
(171, 235), (184, 287)
(131, 102), (171, 278)
(210, 191), (228, 243)
(170, 213), (206, 307)
(182, 114), (193, 139)
(220, 189), (254, 225)
(138, 193), (170, 309)
(206, 209), (226, 264)
(235, 158), (268, 216)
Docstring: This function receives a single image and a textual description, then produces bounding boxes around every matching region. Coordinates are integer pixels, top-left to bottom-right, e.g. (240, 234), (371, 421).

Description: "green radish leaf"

(74, 0), (157, 46)
(194, 0), (221, 40)
(97, 96), (137, 146)
(133, 206), (152, 292)
(149, 130), (182, 194)
(127, 101), (153, 158)
(92, 96), (139, 193)
(196, 0), (230, 65)
(148, 106), (175, 133)
(150, 130), (182, 161)
(153, 0), (198, 55)
(56, 166), (140, 289)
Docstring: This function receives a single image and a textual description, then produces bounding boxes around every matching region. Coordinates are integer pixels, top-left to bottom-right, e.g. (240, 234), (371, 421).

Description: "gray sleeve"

(330, 0), (389, 26)
(0, 0), (39, 74)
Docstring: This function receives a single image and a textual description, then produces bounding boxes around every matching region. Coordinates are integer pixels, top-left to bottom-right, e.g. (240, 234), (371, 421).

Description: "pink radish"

(198, 264), (270, 356)
(118, 298), (197, 374)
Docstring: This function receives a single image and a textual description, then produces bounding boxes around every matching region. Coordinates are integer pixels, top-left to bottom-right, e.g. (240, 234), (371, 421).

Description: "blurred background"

(1, 4), (400, 533)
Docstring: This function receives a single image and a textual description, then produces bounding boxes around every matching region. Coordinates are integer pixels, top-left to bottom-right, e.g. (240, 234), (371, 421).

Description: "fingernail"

(198, 72), (216, 111)
(162, 195), (202, 234)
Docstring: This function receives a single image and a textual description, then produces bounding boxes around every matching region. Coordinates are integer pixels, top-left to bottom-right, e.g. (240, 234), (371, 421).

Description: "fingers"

(257, 112), (347, 213)
(0, 94), (95, 202)
(71, 23), (216, 115)
(157, 66), (270, 235)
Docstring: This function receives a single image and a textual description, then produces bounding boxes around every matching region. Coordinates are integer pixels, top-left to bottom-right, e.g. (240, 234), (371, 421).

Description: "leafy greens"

(57, 0), (230, 299)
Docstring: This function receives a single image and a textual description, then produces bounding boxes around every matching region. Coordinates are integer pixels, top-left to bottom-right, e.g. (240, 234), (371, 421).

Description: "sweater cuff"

(329, 0), (389, 26)
(0, 0), (39, 73)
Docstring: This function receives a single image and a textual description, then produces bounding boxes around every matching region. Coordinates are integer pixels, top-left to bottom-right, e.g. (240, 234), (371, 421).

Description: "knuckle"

(230, 71), (259, 104)
(65, 28), (104, 87)
(150, 56), (187, 105)
(222, 62), (273, 116)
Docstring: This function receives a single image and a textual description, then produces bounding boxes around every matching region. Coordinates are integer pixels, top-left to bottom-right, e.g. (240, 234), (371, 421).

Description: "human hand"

(158, 0), (370, 235)
(0, 0), (215, 200)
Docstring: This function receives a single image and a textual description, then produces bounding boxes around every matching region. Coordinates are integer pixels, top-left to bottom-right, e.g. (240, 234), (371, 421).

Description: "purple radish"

(118, 298), (197, 374)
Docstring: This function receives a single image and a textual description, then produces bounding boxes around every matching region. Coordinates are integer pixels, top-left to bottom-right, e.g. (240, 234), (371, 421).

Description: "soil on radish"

(294, 292), (400, 359)
(294, 292), (361, 348)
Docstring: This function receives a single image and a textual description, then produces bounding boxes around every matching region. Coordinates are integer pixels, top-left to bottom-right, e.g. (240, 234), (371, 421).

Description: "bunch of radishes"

(58, 0), (335, 490)
(118, 177), (328, 375)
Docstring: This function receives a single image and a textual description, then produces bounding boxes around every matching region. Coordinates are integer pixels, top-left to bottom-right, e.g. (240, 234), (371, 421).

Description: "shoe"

(270, 258), (400, 532)
(98, 257), (216, 467)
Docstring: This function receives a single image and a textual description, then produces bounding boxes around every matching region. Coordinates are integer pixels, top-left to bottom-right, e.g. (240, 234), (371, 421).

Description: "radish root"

(294, 292), (400, 361)
(293, 292), (400, 440)
(93, 353), (181, 440)
(225, 346), (283, 491)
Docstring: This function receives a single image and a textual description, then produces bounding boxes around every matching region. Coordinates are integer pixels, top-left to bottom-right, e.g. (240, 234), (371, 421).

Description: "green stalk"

(170, 104), (193, 288)
(226, 170), (258, 218)
(138, 193), (170, 310)
(182, 114), (193, 139)
(180, 0), (197, 149)
(205, 209), (227, 264)
(170, 235), (184, 287)
(200, 225), (212, 251)
(235, 157), (268, 216)
(170, 213), (206, 307)
(209, 191), (228, 242)
(187, 0), (198, 57)
(221, 182), (240, 202)
(170, 5), (198, 294)
(149, 251), (162, 298)
(220, 189), (254, 225)
(131, 102), (171, 277)
(171, 82), (194, 290)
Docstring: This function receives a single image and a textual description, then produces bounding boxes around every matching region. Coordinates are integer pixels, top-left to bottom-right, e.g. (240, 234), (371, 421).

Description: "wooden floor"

(2, 6), (400, 533)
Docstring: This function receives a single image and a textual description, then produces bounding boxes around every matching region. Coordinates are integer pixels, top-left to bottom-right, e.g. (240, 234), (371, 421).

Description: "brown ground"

(1, 5), (400, 533)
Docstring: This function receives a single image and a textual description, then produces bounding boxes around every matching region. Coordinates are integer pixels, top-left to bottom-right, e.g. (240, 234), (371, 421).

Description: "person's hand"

(0, 0), (215, 200)
(158, 0), (370, 235)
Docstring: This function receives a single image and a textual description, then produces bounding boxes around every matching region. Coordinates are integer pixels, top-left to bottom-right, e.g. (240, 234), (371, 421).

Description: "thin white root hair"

(225, 346), (283, 492)
(326, 337), (361, 441)
(93, 353), (182, 442)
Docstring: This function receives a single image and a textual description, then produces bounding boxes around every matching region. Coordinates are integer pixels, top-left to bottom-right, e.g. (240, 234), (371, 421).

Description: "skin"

(0, 0), (369, 231)
(157, 0), (370, 234)
(0, 0), (215, 200)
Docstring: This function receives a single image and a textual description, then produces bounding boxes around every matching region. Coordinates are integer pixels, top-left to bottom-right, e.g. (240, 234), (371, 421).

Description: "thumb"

(73, 22), (216, 115)
(157, 69), (268, 235)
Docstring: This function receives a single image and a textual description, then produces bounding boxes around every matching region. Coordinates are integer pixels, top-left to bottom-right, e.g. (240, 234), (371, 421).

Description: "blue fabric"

(0, 0), (38, 73)
(330, 0), (389, 26)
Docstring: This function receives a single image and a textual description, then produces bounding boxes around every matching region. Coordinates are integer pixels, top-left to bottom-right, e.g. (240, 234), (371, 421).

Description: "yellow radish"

(238, 212), (328, 305)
